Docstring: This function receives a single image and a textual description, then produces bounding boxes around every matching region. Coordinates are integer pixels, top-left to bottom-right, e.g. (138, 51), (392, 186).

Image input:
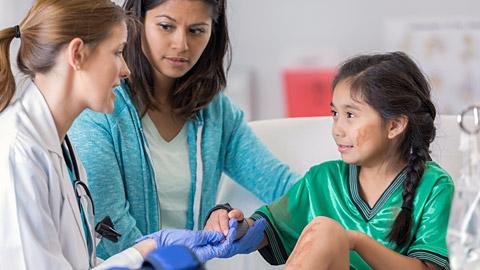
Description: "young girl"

(68, 0), (299, 259)
(0, 0), (235, 268)
(215, 52), (454, 270)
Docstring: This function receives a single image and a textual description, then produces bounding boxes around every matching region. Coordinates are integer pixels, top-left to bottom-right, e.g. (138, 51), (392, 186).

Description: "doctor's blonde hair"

(0, 0), (127, 112)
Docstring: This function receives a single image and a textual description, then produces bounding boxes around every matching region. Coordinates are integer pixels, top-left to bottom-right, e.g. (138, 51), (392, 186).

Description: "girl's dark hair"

(122, 0), (231, 118)
(333, 51), (436, 248)
(0, 0), (126, 112)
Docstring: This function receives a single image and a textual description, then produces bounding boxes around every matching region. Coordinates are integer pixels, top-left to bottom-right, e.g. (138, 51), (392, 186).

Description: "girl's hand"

(204, 208), (245, 236)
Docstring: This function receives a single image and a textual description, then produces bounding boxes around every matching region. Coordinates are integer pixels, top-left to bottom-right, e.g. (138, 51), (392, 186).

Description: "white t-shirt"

(142, 114), (191, 229)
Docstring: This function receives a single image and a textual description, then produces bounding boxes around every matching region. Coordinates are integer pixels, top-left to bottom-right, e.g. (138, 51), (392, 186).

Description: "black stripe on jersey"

(347, 166), (369, 221)
(251, 211), (288, 265)
(408, 249), (450, 270)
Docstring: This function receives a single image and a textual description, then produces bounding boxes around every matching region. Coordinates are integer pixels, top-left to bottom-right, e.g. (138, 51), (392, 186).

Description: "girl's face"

(142, 0), (213, 81)
(80, 22), (130, 113)
(330, 79), (393, 167)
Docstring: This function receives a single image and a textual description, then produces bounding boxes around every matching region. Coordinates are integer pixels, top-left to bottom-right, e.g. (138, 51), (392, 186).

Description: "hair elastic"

(13, 25), (21, 38)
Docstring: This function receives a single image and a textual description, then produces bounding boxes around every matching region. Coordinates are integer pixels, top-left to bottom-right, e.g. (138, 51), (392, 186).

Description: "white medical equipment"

(448, 105), (480, 269)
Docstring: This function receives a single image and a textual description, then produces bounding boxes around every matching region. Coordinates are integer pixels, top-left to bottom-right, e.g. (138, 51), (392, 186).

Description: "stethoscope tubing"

(64, 135), (97, 266)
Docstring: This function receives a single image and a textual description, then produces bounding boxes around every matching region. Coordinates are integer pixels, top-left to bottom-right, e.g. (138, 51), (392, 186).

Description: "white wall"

(0, 0), (32, 26)
(227, 0), (480, 119)
(2, 0), (478, 119)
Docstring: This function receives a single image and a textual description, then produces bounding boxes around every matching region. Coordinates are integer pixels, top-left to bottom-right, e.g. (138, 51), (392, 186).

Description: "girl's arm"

(348, 231), (441, 270)
(205, 166), (315, 265)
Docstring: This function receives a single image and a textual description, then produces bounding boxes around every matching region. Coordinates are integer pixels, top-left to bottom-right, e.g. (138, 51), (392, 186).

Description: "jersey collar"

(348, 164), (408, 221)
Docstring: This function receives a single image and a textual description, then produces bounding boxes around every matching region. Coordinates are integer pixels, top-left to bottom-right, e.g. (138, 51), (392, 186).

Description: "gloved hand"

(136, 229), (224, 263)
(213, 218), (267, 258)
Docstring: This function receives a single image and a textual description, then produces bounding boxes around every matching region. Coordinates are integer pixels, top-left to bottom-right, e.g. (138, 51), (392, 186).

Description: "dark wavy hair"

(333, 51), (436, 248)
(122, 0), (231, 118)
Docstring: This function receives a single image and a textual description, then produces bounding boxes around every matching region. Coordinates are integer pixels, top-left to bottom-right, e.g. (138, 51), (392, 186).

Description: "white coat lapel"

(22, 83), (89, 253)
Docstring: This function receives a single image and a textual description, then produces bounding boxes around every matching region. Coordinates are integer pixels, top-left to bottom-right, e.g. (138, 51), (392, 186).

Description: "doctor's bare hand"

(204, 208), (244, 236)
(133, 239), (157, 257)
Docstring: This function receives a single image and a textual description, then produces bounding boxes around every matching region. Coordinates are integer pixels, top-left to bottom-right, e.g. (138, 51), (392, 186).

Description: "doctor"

(0, 0), (234, 269)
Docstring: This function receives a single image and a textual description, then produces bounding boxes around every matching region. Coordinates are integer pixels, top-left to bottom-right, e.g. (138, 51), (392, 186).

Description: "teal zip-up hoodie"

(68, 82), (300, 258)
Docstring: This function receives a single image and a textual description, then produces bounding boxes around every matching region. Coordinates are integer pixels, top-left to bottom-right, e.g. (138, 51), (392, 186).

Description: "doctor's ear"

(67, 37), (88, 71)
(387, 115), (408, 139)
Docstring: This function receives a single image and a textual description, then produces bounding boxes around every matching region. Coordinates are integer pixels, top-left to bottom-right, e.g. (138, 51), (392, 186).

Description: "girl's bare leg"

(285, 217), (350, 270)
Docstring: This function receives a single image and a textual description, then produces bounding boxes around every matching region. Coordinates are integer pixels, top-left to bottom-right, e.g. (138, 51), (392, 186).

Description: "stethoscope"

(63, 136), (122, 267)
(63, 135), (97, 267)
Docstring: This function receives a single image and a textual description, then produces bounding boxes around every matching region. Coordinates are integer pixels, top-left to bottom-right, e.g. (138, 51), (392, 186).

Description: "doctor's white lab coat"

(0, 84), (143, 270)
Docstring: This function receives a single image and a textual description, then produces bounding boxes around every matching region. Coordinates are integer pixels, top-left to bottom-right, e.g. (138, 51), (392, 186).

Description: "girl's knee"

(299, 216), (348, 245)
(292, 216), (349, 262)
(304, 217), (344, 235)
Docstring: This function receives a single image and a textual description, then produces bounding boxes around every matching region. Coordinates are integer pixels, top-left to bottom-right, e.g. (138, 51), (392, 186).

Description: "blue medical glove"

(143, 245), (201, 270)
(214, 218), (267, 258)
(136, 229), (224, 263)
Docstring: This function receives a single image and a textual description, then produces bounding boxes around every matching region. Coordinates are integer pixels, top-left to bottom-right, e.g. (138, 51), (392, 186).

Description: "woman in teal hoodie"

(69, 0), (299, 259)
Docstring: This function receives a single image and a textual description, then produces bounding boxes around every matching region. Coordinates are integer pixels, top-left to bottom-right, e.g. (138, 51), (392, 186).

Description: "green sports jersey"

(252, 160), (454, 270)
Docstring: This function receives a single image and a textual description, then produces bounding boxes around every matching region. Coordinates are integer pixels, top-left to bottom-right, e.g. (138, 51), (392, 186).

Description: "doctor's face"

(142, 0), (213, 82)
(80, 22), (130, 113)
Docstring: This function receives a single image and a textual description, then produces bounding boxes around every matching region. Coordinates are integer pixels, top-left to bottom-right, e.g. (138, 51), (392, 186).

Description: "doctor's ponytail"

(0, 0), (128, 112)
(0, 26), (19, 111)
